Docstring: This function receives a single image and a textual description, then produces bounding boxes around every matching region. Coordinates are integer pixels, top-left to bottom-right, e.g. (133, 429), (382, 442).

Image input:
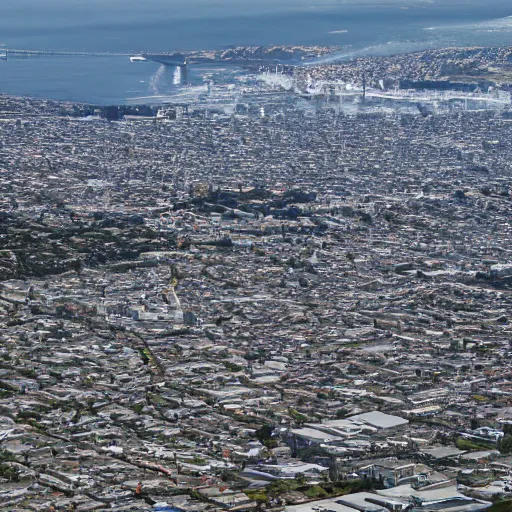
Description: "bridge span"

(5, 49), (131, 58)
(2, 49), (186, 66)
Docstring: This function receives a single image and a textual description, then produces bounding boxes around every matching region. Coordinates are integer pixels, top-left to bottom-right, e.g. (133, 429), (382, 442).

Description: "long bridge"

(0, 49), (187, 66)
(3, 49), (131, 58)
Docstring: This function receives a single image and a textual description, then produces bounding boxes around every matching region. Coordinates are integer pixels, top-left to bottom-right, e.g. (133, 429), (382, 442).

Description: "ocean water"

(1, 0), (512, 104)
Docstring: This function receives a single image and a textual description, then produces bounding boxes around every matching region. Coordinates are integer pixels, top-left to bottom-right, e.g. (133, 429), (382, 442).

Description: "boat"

(130, 55), (147, 62)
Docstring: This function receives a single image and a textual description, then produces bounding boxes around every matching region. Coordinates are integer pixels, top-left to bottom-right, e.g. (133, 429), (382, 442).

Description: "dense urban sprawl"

(1, 45), (512, 512)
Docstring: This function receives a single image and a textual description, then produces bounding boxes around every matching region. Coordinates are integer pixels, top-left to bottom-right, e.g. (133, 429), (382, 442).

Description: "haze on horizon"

(5, 0), (512, 22)
(2, 0), (511, 60)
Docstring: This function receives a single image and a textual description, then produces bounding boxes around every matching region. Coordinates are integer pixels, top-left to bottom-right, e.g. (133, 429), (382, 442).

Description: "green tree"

(499, 435), (512, 454)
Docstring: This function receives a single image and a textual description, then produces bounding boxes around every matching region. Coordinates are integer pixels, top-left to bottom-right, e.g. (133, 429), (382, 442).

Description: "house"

(358, 459), (416, 488)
